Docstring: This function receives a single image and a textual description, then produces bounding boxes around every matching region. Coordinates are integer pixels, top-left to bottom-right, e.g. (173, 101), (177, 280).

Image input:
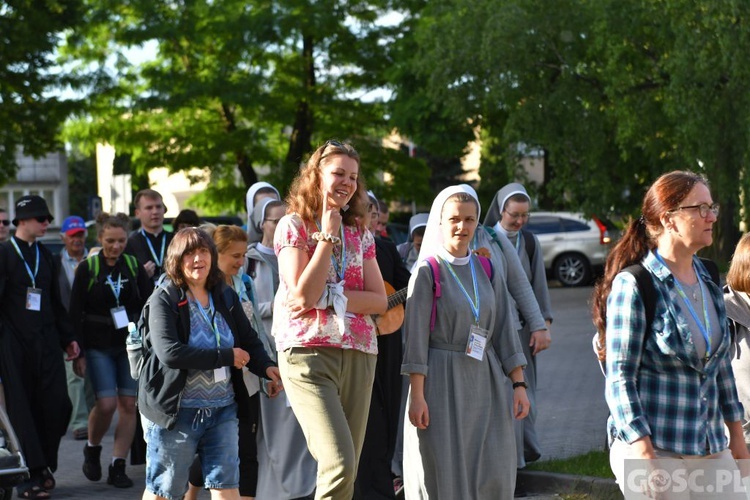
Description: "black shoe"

(107, 459), (133, 488)
(82, 444), (102, 481)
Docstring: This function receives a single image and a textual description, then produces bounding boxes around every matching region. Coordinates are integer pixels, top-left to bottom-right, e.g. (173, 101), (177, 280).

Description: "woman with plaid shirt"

(592, 171), (750, 495)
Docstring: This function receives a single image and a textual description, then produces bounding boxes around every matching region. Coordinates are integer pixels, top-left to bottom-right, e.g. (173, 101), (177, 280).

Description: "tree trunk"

(220, 102), (258, 188)
(284, 34), (315, 188)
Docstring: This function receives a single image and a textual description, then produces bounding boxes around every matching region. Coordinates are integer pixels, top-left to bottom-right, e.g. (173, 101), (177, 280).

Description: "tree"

(61, 0), (430, 213)
(0, 0), (85, 183)
(404, 0), (750, 260)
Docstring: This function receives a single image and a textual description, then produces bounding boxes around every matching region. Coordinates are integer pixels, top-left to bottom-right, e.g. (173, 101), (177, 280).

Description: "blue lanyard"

(315, 222), (346, 281)
(140, 229), (166, 267)
(10, 237), (39, 288)
(439, 255), (481, 324)
(655, 251), (712, 357)
(194, 294), (221, 347)
(105, 273), (123, 306)
(514, 233), (522, 253)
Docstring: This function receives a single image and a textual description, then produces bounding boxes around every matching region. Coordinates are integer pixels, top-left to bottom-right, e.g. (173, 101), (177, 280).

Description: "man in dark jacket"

(0, 195), (81, 498)
(125, 189), (173, 286)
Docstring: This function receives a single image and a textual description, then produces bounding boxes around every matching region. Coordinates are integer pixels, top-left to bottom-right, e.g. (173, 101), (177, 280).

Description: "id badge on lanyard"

(26, 287), (42, 311)
(465, 324), (489, 361)
(110, 306), (129, 329)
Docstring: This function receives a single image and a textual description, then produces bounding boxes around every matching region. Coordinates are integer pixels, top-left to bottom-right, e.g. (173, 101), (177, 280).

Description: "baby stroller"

(0, 404), (29, 500)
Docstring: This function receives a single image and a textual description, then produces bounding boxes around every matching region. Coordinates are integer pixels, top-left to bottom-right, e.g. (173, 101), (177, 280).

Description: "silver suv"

(524, 211), (618, 287)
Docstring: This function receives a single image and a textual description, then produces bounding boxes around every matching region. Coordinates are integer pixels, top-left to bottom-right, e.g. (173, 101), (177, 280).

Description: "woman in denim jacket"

(592, 171), (750, 496)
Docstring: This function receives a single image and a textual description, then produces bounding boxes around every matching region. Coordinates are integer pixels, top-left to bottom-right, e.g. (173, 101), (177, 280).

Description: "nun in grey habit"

(401, 184), (528, 499)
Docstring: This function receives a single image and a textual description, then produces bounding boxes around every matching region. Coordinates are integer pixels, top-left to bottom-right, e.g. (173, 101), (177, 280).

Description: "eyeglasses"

(263, 218), (280, 224)
(670, 203), (719, 218)
(34, 216), (51, 223)
(0, 220), (8, 227)
(504, 211), (531, 221)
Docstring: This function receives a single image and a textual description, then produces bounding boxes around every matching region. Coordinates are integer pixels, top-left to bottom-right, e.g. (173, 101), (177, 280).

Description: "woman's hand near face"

(320, 190), (342, 236)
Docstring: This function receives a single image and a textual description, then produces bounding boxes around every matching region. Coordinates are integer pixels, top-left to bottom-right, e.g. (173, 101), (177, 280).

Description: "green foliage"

(403, 0), (750, 259)
(60, 0), (430, 212)
(0, 0), (85, 183)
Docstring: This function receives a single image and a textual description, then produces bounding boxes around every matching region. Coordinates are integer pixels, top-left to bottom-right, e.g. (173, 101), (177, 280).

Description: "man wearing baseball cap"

(0, 195), (81, 498)
(58, 216), (95, 442)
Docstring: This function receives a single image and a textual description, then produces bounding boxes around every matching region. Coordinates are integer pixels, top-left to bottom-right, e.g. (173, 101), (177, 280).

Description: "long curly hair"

(591, 170), (708, 360)
(285, 140), (368, 229)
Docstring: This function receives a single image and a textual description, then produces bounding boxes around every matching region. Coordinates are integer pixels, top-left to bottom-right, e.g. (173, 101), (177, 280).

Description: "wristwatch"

(512, 381), (528, 390)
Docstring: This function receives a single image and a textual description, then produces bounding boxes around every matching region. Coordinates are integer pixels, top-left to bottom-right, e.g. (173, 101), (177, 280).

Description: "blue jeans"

(86, 346), (137, 398)
(142, 403), (239, 500)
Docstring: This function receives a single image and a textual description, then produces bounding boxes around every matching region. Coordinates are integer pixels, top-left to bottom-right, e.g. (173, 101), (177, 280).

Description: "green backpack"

(86, 253), (140, 292)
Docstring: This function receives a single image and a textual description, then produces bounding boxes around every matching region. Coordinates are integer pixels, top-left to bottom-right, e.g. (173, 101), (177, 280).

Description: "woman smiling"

(138, 228), (280, 500)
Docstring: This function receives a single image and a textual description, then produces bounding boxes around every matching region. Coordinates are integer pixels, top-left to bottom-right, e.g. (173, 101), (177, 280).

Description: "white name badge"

(26, 287), (42, 311)
(214, 367), (228, 383)
(110, 306), (130, 330)
(465, 324), (489, 361)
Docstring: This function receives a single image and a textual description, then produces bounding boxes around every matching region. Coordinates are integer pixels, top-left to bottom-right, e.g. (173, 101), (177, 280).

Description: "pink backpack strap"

(425, 257), (441, 332)
(476, 255), (493, 282)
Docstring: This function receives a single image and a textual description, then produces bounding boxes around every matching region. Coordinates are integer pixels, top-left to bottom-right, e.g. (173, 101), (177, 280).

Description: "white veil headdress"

(408, 184), (481, 295)
(246, 182), (281, 243)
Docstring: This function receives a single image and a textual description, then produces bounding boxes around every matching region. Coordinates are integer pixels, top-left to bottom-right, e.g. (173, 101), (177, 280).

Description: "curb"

(518, 469), (623, 499)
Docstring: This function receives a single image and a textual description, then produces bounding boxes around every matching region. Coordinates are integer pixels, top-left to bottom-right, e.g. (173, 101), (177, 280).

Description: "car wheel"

(553, 253), (592, 287)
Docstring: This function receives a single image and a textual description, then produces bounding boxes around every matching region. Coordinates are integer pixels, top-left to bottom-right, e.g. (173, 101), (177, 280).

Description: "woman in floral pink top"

(273, 140), (387, 500)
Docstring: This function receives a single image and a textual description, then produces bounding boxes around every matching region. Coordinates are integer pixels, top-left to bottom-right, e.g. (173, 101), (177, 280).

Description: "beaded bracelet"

(311, 231), (342, 245)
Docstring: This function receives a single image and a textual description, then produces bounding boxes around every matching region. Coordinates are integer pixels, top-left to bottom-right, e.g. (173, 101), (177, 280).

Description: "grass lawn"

(526, 449), (615, 479)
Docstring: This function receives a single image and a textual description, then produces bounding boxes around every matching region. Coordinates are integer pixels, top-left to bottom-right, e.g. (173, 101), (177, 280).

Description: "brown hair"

(164, 227), (223, 289)
(285, 141), (368, 229)
(212, 225), (248, 254)
(95, 212), (130, 237)
(591, 171), (708, 360)
(133, 189), (163, 209)
(727, 233), (750, 293)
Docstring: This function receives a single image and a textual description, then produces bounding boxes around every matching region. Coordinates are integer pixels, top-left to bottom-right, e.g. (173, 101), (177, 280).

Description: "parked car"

(524, 211), (619, 287)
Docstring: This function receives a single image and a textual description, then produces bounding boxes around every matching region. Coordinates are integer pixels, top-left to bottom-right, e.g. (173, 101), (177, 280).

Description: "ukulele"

(375, 281), (408, 335)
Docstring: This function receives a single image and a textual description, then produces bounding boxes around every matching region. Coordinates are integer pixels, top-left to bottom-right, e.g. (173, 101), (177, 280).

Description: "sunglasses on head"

(34, 216), (51, 223)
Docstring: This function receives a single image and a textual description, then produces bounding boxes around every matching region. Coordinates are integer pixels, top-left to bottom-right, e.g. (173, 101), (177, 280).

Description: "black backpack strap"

(623, 263), (656, 328)
(520, 228), (537, 263)
(698, 257), (720, 287)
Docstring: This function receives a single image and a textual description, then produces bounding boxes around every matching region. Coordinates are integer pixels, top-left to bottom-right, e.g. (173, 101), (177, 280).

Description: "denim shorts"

(86, 346), (137, 398)
(142, 403), (240, 499)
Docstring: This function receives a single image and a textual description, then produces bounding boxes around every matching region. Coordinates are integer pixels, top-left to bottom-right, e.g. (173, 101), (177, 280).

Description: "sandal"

(40, 469), (55, 491)
(16, 484), (50, 499)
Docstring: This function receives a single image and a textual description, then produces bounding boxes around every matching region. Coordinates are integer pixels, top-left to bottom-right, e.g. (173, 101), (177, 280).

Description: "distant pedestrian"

(592, 171), (749, 495)
(125, 189), (173, 286)
(245, 182), (280, 244)
(724, 233), (750, 451)
(396, 213), (427, 270)
(0, 207), (10, 242)
(0, 195), (81, 499)
(173, 209), (202, 231)
(56, 215), (95, 441)
(484, 183), (552, 469)
(69, 213), (152, 488)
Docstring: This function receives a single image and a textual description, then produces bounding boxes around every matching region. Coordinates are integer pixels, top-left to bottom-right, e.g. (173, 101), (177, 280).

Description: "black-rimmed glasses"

(670, 203), (720, 218)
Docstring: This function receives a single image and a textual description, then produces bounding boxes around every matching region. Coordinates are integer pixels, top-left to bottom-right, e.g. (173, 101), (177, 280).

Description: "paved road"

(35, 284), (605, 498)
(534, 284), (609, 461)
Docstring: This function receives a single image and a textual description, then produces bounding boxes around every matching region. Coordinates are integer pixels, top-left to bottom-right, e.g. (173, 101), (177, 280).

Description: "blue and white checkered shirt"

(605, 250), (743, 456)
